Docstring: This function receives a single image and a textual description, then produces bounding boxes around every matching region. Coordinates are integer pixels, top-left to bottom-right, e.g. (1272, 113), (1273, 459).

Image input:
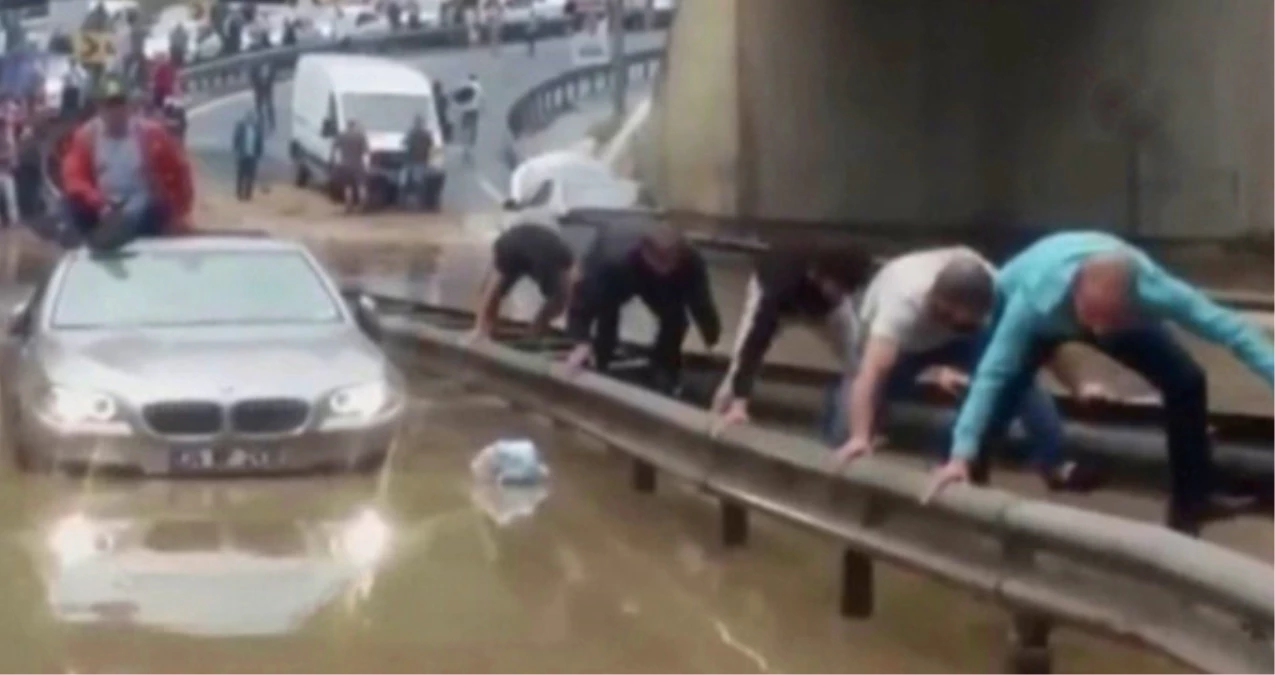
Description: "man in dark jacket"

(562, 224), (721, 394)
(710, 246), (875, 432)
(232, 109), (265, 200)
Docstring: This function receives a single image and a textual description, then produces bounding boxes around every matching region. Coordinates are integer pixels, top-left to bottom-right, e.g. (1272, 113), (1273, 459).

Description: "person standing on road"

(525, 4), (540, 56)
(331, 119), (369, 213)
(60, 59), (88, 119)
(150, 53), (177, 110)
(828, 246), (1100, 492)
(469, 222), (578, 343)
(232, 109), (265, 201)
(14, 122), (41, 220)
(709, 246), (875, 433)
(169, 22), (189, 67)
(0, 116), (20, 230)
(562, 223), (722, 395)
(453, 74), (483, 162)
(250, 60), (277, 132)
(61, 76), (194, 249)
(432, 80), (452, 143)
(400, 114), (434, 209)
(926, 231), (1275, 534)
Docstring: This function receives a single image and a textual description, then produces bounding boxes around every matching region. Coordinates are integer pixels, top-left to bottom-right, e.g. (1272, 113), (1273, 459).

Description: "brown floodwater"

(0, 366), (1185, 674)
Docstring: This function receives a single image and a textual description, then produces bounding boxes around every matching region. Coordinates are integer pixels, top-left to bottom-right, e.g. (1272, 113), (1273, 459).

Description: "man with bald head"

(931, 231), (1274, 533)
(832, 246), (1093, 491)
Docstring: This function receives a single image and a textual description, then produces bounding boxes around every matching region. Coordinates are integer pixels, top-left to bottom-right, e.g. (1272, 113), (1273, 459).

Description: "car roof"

(299, 54), (435, 93)
(63, 235), (309, 260)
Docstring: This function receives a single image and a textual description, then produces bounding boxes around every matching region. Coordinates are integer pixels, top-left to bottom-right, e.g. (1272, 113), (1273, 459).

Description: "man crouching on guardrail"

(928, 231), (1274, 535)
(561, 224), (721, 395)
(828, 247), (1101, 493)
(707, 246), (874, 432)
(60, 77), (194, 249)
(468, 222), (579, 343)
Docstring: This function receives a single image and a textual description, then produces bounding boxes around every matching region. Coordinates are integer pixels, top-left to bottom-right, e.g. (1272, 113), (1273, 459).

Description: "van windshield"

(341, 93), (435, 134)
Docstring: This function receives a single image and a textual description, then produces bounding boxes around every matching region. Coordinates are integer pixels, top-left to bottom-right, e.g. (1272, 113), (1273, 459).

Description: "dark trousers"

(63, 198), (167, 250)
(235, 157), (259, 200)
(254, 92), (276, 131)
(985, 324), (1209, 518)
(592, 297), (690, 392)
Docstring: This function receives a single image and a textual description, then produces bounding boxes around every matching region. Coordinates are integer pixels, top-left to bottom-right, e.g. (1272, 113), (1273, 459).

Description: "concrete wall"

(652, 0), (1274, 241)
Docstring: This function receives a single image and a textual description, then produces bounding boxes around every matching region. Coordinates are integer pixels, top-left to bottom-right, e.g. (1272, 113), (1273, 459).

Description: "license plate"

(170, 447), (282, 472)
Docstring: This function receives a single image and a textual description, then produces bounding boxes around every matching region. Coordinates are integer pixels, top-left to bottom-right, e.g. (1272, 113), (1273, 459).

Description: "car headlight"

(43, 386), (120, 427)
(326, 382), (393, 421)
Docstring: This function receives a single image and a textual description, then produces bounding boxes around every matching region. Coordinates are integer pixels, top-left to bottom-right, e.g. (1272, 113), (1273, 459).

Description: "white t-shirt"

(858, 246), (994, 355)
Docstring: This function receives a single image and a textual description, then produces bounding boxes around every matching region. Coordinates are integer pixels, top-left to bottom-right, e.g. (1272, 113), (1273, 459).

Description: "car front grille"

(229, 399), (310, 435)
(143, 402), (223, 436)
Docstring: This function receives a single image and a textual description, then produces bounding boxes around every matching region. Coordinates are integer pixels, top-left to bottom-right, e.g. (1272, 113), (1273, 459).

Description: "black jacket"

(566, 227), (720, 347)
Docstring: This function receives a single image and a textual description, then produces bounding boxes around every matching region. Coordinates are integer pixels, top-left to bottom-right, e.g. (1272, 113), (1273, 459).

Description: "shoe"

(1043, 461), (1103, 493)
(1166, 495), (1258, 536)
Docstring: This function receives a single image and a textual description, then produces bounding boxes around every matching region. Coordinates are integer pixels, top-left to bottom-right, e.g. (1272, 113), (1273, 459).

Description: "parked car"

(0, 234), (404, 475)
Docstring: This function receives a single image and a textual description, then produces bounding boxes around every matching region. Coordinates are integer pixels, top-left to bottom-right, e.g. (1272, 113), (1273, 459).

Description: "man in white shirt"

(830, 247), (1096, 491)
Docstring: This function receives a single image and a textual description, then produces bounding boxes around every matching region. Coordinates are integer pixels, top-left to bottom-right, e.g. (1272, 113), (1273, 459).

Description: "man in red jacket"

(61, 77), (193, 249)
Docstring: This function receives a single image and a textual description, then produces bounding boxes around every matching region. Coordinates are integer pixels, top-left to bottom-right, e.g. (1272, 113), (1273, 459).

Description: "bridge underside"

(640, 0), (1273, 243)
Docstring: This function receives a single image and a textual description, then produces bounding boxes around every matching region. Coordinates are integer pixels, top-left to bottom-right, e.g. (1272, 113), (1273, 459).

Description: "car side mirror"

(501, 197), (518, 211)
(321, 118), (337, 138)
(341, 287), (382, 341)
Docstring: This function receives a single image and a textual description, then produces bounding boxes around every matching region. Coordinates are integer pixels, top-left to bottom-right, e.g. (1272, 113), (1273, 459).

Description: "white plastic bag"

(470, 439), (550, 486)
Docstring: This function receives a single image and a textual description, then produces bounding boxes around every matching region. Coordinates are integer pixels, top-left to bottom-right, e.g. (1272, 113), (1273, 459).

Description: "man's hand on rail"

(710, 398), (750, 438)
(559, 344), (592, 378)
(923, 458), (970, 504)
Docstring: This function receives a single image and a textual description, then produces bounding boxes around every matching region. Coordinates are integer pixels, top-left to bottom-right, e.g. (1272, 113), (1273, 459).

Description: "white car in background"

(504, 151), (642, 228)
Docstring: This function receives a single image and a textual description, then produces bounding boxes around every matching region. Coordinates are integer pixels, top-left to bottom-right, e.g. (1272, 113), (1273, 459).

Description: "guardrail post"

(720, 499), (748, 547)
(839, 548), (874, 618)
(631, 457), (656, 493)
(1005, 613), (1053, 674)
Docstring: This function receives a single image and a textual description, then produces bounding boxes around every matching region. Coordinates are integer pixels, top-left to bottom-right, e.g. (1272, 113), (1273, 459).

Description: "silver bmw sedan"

(0, 235), (405, 476)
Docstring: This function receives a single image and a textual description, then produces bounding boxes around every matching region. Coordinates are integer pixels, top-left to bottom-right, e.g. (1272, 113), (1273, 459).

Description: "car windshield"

(341, 93), (433, 134)
(52, 250), (344, 329)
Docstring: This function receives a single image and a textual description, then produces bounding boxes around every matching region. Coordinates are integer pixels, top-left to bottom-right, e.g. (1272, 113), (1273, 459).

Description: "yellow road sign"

(76, 31), (116, 65)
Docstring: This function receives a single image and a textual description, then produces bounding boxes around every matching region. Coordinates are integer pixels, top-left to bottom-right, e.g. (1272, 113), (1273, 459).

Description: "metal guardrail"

(505, 47), (665, 142)
(383, 314), (1273, 674)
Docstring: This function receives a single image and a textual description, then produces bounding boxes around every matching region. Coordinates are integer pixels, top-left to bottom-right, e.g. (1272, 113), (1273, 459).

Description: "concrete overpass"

(639, 0), (1273, 243)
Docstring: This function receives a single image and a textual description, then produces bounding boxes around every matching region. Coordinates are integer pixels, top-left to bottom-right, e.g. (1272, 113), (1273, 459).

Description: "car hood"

(38, 325), (393, 402)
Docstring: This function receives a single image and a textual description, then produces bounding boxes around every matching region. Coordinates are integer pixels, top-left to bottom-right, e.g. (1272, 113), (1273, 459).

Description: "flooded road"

(0, 364), (1180, 673)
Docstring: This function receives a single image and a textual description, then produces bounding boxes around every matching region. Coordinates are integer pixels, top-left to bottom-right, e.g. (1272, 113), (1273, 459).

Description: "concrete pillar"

(650, 0), (1273, 241)
(650, 0), (741, 215)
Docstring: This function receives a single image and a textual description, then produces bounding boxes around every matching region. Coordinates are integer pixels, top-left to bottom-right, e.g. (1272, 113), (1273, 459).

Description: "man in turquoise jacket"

(928, 231), (1273, 534)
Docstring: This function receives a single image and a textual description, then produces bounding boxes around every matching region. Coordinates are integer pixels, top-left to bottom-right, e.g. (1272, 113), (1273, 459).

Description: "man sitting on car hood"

(60, 76), (193, 249)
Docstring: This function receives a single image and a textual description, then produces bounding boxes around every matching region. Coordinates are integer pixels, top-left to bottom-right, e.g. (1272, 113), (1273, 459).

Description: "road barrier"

(384, 314), (1273, 674)
(504, 47), (665, 143)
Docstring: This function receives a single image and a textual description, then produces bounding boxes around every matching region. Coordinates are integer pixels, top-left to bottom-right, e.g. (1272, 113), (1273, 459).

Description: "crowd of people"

(469, 219), (1274, 537)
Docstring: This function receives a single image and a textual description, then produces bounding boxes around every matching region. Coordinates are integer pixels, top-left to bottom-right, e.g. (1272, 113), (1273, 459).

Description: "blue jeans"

(820, 334), (1066, 471)
(62, 197), (168, 250)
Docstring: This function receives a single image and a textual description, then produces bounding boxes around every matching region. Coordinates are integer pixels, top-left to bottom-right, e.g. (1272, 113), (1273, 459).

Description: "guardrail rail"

(384, 314), (1274, 675)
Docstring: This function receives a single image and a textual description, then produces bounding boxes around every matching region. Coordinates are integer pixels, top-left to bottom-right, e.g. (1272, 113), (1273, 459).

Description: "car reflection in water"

(35, 481), (392, 638)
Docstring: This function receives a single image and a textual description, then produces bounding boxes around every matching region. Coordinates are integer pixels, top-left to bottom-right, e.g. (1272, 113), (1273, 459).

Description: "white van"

(290, 54), (447, 209)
